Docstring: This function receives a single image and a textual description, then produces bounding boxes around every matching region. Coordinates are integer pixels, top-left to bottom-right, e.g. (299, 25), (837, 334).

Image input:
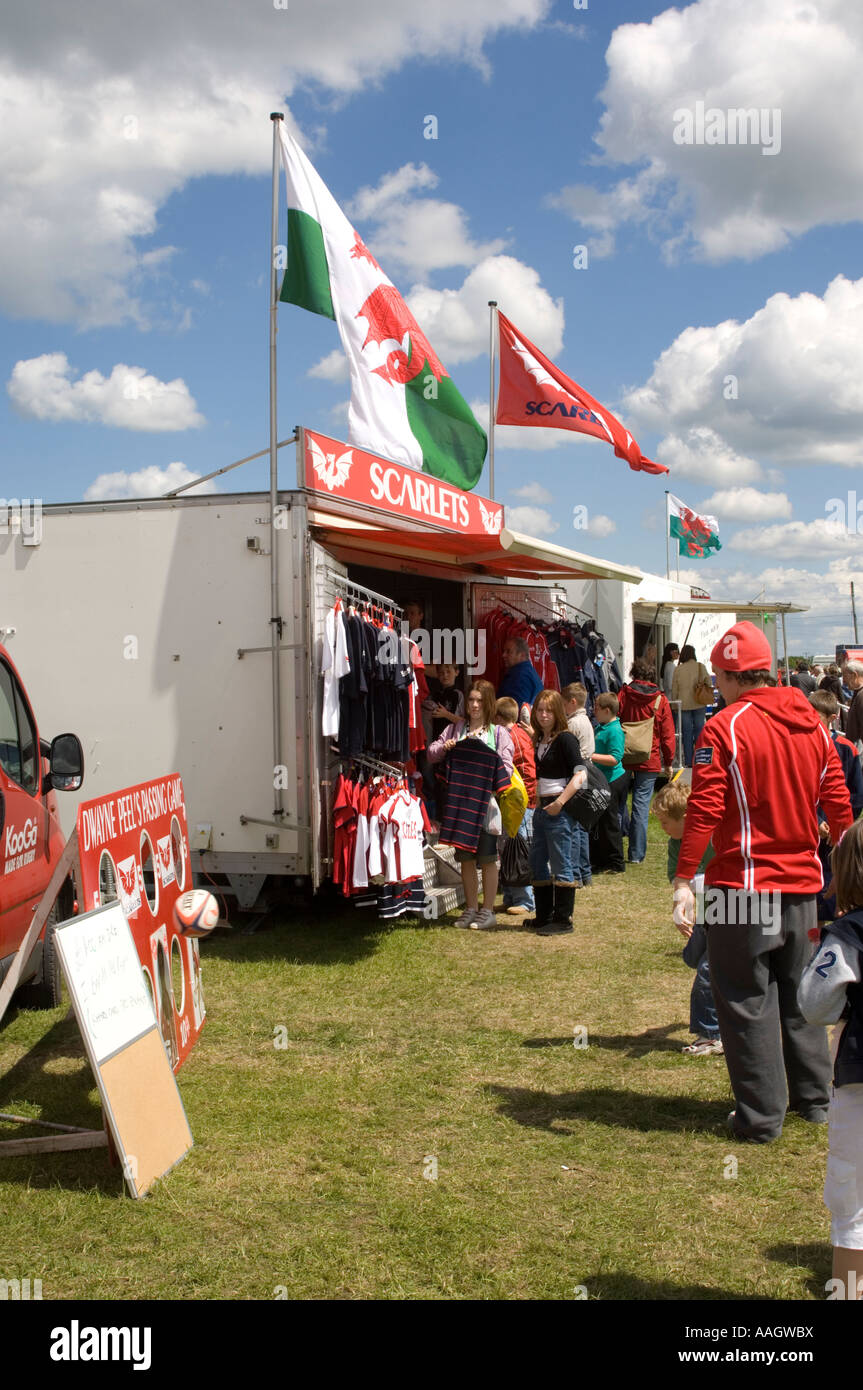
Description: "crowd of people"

(418, 617), (863, 1295)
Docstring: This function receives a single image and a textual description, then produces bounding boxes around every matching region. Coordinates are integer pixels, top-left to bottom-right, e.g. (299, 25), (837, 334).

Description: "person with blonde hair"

(526, 690), (587, 935)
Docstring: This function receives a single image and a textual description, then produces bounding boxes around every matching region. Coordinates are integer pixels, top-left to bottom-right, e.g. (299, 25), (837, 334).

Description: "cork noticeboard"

(54, 901), (193, 1198)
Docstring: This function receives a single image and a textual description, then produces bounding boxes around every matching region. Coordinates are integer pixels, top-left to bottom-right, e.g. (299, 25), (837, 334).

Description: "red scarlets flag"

(495, 311), (668, 475)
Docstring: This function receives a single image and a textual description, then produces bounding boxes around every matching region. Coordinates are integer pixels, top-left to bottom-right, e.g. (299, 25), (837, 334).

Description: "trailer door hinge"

(270, 615), (284, 639)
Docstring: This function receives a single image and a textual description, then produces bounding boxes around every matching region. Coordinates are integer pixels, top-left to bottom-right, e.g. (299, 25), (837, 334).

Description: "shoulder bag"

(621, 693), (662, 766)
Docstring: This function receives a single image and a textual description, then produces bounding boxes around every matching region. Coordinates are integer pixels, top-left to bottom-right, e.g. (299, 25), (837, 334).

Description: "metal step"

(422, 884), (465, 920)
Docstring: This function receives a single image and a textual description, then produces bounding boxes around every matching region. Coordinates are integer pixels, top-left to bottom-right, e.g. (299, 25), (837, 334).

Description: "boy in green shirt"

(590, 693), (626, 873)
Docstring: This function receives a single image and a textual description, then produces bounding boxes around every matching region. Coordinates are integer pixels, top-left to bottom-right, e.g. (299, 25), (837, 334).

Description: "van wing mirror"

(48, 733), (84, 792)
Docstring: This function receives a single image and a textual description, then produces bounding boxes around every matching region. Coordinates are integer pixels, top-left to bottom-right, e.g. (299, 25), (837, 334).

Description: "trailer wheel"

(16, 902), (64, 1010)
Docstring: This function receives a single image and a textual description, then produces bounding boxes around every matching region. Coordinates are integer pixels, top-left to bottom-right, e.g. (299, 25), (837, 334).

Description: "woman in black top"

(527, 689), (587, 935)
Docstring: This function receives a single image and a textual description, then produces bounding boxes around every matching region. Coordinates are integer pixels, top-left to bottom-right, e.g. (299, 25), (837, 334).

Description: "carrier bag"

(499, 767), (528, 837)
(500, 832), (531, 887)
(622, 693), (662, 766)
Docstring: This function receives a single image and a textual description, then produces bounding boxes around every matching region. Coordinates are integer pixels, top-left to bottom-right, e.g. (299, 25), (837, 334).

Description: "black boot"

(526, 883), (554, 930)
(538, 884), (576, 935)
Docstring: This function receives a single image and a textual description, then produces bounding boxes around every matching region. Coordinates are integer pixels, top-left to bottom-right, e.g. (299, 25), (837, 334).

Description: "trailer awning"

(309, 514), (642, 583)
(632, 599), (806, 615)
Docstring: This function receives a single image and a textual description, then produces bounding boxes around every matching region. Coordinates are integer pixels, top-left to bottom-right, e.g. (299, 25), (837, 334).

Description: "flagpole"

(269, 112), (285, 820)
(488, 300), (497, 500)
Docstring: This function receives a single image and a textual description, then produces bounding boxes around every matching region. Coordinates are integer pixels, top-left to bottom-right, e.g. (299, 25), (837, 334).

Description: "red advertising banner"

(76, 775), (204, 1071)
(303, 428), (505, 536)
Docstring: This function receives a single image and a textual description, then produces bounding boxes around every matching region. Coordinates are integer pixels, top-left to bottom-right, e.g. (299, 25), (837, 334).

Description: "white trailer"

(0, 429), (642, 912)
(562, 571), (802, 679)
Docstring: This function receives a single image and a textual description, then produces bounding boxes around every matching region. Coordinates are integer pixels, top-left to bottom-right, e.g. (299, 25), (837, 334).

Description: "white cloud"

(346, 163), (506, 279)
(84, 462), (216, 500)
(7, 353), (204, 431)
(694, 557), (863, 652)
(511, 482), (554, 503)
(547, 0), (863, 264)
(0, 0), (550, 325)
(699, 487), (792, 521)
(586, 514), (617, 537)
(627, 277), (863, 471)
(657, 428), (764, 483)
(416, 256), (564, 366)
(505, 505), (559, 536)
(729, 519), (863, 556)
(308, 350), (349, 381)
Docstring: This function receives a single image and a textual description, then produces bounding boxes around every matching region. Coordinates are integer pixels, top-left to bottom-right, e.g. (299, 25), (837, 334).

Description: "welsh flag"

(668, 493), (721, 558)
(495, 311), (668, 475)
(277, 126), (486, 490)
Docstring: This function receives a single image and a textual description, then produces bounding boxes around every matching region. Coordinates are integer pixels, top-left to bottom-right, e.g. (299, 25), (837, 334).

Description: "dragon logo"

(478, 500), (503, 536)
(156, 834), (175, 887)
(356, 284), (448, 387)
(677, 506), (715, 558)
(349, 230), (381, 273)
(116, 854), (141, 916)
(309, 437), (353, 491)
(511, 338), (557, 392)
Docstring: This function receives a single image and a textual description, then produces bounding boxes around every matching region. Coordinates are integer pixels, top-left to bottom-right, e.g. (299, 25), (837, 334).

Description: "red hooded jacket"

(677, 685), (853, 891)
(617, 680), (676, 773)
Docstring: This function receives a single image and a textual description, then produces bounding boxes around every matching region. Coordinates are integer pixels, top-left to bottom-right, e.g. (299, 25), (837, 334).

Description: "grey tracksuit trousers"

(705, 889), (831, 1141)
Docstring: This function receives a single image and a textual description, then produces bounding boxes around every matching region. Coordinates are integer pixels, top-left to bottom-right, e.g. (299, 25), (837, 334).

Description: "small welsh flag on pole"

(668, 492), (721, 558)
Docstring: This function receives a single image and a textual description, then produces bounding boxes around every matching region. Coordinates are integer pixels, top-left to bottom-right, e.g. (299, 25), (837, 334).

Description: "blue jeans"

(530, 805), (576, 883)
(503, 808), (534, 909)
(572, 821), (592, 884)
(681, 708), (706, 766)
(683, 924), (719, 1037)
(628, 770), (657, 862)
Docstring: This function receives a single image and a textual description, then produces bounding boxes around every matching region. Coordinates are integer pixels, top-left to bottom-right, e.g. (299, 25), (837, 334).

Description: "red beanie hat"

(711, 620), (773, 673)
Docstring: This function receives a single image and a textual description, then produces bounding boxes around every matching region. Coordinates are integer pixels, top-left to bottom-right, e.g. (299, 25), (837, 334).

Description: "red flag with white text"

(495, 311), (668, 475)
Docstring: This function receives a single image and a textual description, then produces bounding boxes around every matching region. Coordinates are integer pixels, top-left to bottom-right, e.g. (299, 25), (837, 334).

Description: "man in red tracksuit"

(674, 621), (853, 1143)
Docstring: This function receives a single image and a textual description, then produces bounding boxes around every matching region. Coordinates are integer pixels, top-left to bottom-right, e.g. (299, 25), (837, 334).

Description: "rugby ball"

(173, 889), (219, 938)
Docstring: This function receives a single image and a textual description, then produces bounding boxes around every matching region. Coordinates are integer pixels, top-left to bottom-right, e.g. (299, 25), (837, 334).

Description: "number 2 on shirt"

(815, 950), (837, 978)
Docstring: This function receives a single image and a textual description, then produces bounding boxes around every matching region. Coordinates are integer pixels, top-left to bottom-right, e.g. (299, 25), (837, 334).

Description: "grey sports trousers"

(705, 889), (831, 1141)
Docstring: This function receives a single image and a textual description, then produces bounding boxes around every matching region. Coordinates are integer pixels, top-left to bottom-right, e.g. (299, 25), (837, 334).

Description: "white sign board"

(55, 901), (158, 1065)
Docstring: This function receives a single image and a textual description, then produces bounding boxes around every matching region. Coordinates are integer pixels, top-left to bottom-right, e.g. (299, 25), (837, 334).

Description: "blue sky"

(3, 0), (863, 650)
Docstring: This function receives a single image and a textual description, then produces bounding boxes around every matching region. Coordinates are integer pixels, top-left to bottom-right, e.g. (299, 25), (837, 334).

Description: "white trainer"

(471, 908), (498, 930)
(455, 907), (478, 929)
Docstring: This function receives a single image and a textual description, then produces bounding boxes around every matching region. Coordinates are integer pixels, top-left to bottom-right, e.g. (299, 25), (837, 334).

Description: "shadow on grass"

(0, 1014), (121, 1195)
(523, 1023), (689, 1055)
(765, 1242), (832, 1300)
(487, 1083), (729, 1135)
(201, 895), (442, 969)
(580, 1271), (757, 1300)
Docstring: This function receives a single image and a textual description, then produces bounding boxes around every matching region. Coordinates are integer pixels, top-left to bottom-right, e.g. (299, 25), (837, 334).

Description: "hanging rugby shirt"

(322, 600), (350, 738)
(439, 737), (510, 854)
(380, 789), (432, 881)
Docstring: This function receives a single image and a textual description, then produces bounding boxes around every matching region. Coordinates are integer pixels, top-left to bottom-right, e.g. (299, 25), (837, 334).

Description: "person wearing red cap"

(673, 620), (853, 1143)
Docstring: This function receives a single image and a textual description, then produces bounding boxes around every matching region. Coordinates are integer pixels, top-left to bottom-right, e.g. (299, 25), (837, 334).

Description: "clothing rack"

(343, 751), (407, 779)
(321, 567), (404, 618)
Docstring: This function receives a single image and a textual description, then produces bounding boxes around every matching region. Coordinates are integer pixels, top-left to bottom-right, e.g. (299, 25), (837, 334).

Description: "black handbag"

(566, 761), (612, 831)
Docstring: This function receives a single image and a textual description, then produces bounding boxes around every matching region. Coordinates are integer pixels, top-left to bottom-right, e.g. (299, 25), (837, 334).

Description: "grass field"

(0, 823), (834, 1301)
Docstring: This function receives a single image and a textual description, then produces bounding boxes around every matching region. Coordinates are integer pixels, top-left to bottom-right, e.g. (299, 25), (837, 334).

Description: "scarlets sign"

(302, 428), (505, 537)
(76, 775), (205, 1071)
